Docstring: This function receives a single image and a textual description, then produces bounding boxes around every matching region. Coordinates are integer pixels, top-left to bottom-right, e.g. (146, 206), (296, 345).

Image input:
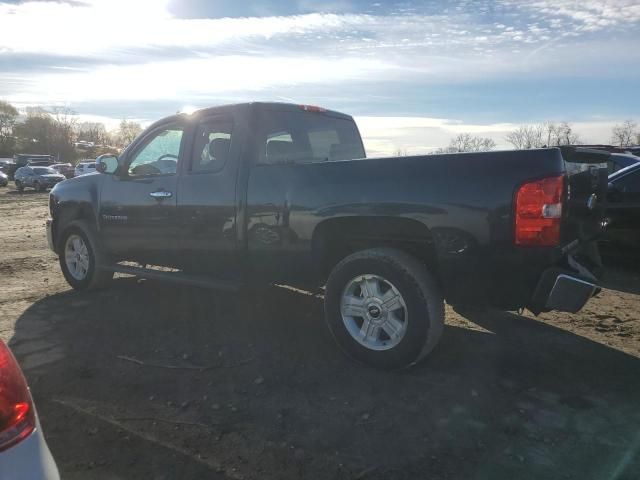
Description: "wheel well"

(311, 217), (439, 284)
(54, 205), (97, 254)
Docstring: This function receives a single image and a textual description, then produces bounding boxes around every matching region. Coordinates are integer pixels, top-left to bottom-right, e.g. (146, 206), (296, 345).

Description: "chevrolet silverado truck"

(46, 102), (608, 369)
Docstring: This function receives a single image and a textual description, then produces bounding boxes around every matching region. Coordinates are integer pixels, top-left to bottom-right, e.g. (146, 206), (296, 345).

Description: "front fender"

(49, 174), (103, 250)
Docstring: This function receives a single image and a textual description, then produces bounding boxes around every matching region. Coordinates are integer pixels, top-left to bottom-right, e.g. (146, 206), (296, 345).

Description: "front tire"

(15, 181), (24, 192)
(58, 221), (114, 290)
(324, 248), (444, 369)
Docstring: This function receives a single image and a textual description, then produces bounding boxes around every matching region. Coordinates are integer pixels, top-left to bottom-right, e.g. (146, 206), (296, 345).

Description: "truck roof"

(196, 102), (352, 119)
(147, 102), (354, 132)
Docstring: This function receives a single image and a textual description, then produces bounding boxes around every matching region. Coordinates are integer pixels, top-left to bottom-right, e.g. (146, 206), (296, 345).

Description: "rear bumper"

(0, 421), (60, 480)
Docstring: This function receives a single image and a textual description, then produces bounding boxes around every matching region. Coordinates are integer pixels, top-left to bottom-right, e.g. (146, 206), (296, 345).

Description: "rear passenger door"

(246, 107), (366, 284)
(176, 115), (242, 279)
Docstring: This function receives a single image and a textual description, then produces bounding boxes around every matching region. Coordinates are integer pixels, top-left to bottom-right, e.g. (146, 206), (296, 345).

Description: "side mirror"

(96, 154), (119, 174)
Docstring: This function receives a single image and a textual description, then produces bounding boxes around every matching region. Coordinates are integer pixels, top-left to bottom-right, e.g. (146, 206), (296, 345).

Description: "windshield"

(32, 167), (56, 174)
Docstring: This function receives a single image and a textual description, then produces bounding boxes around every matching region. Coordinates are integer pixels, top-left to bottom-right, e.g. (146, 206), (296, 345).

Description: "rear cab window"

(256, 108), (365, 165)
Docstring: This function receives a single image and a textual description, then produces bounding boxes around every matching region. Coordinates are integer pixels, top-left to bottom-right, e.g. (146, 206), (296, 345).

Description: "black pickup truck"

(46, 102), (608, 368)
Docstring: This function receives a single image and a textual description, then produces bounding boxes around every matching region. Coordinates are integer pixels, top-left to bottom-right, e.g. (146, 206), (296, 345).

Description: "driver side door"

(99, 122), (185, 266)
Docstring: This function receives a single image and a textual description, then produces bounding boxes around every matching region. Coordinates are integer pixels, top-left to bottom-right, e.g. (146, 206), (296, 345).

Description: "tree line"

(1, 100), (639, 159)
(0, 100), (142, 162)
(423, 120), (639, 154)
(399, 119), (639, 156)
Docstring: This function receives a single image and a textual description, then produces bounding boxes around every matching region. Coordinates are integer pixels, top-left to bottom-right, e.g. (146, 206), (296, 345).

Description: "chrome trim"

(149, 190), (173, 198)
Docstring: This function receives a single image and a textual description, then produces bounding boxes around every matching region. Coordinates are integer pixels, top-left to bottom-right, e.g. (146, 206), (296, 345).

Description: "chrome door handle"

(149, 190), (172, 199)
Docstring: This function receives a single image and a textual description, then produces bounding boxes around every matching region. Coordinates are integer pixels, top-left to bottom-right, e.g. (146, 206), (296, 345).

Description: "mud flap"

(529, 256), (598, 314)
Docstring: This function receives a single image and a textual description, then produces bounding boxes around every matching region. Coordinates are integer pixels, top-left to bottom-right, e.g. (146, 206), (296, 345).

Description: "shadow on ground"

(10, 278), (640, 480)
(601, 260), (640, 295)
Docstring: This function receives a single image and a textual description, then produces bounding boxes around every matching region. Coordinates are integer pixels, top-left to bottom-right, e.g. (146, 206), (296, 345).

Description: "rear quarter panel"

(246, 149), (565, 307)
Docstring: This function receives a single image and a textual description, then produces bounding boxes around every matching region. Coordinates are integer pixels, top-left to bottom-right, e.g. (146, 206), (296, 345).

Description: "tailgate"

(559, 147), (609, 269)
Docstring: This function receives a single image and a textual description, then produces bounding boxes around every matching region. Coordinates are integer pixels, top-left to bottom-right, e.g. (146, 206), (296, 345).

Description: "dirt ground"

(1, 185), (639, 480)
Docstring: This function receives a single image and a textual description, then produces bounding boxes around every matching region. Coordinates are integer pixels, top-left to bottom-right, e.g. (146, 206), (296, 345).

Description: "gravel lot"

(1, 185), (639, 480)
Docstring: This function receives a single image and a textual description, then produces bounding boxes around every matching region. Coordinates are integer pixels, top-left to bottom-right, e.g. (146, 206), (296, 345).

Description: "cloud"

(5, 0), (636, 61)
(0, 0), (638, 141)
(513, 0), (640, 32)
(4, 55), (396, 104)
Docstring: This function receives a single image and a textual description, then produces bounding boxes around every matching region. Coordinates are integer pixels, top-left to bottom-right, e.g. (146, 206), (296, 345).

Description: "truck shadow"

(10, 279), (640, 480)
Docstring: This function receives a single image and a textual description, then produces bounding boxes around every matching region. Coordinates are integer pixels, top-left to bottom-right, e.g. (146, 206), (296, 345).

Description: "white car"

(74, 161), (96, 177)
(0, 341), (59, 479)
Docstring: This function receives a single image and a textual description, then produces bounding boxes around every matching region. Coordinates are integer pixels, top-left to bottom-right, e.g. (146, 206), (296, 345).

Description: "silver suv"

(74, 161), (97, 177)
(14, 166), (66, 192)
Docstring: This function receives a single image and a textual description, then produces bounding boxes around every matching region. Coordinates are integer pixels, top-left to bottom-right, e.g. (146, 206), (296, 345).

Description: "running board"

(100, 264), (241, 292)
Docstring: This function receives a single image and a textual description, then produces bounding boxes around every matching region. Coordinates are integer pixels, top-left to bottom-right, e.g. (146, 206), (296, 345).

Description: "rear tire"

(58, 220), (114, 290)
(15, 181), (24, 192)
(324, 248), (444, 369)
(35, 181), (44, 192)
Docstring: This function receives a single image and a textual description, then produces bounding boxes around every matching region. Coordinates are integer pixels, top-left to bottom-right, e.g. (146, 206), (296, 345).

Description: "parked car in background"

(607, 153), (639, 174)
(14, 166), (66, 192)
(602, 162), (640, 255)
(6, 155), (56, 180)
(27, 160), (56, 167)
(74, 140), (95, 150)
(624, 146), (640, 157)
(0, 340), (60, 480)
(0, 171), (8, 187)
(50, 163), (74, 179)
(74, 161), (96, 177)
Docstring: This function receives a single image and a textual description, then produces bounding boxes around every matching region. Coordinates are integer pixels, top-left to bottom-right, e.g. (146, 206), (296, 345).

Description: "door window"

(191, 120), (233, 173)
(128, 127), (183, 176)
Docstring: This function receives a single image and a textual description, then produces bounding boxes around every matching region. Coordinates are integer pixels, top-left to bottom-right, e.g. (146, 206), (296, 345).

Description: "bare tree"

(76, 122), (109, 145)
(611, 120), (637, 147)
(440, 133), (496, 153)
(115, 119), (143, 148)
(553, 121), (580, 145)
(507, 121), (581, 149)
(15, 108), (53, 154)
(0, 100), (18, 156)
(505, 125), (544, 149)
(50, 107), (78, 161)
(14, 106), (78, 161)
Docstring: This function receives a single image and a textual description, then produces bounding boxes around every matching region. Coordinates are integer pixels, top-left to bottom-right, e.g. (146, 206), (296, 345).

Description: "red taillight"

(515, 175), (564, 247)
(0, 341), (35, 452)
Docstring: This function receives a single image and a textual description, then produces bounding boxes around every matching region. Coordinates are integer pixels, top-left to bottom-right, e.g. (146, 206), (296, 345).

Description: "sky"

(1, 0), (639, 155)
